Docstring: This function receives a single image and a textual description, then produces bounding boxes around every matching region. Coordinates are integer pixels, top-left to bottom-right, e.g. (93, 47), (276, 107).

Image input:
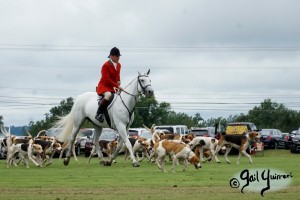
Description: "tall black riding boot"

(95, 98), (109, 122)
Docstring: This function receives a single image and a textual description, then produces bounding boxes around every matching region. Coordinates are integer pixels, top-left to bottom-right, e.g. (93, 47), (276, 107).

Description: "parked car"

(286, 130), (298, 149)
(154, 125), (189, 135)
(128, 129), (140, 138)
(140, 130), (152, 139)
(84, 128), (118, 157)
(190, 127), (215, 137)
(225, 122), (258, 135)
(291, 128), (300, 153)
(260, 129), (286, 149)
(127, 128), (151, 139)
(216, 122), (259, 144)
(76, 128), (94, 154)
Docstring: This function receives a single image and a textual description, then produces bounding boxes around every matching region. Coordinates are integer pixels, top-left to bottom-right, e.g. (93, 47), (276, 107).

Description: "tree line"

(2, 97), (300, 136)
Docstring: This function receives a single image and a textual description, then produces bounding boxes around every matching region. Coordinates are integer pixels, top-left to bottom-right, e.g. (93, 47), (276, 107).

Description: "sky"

(1, 0), (300, 127)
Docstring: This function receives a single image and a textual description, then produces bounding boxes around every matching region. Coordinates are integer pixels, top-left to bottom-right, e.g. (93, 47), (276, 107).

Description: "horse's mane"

(124, 78), (135, 89)
(123, 74), (139, 89)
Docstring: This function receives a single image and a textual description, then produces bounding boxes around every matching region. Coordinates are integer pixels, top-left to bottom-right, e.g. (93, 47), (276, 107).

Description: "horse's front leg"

(125, 138), (139, 167)
(95, 145), (105, 164)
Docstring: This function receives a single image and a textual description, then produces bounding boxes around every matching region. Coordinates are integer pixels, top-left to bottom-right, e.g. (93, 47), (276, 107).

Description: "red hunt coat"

(96, 60), (121, 95)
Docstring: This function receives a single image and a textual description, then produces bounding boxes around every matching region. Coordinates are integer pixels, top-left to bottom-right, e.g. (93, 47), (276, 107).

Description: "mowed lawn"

(0, 150), (299, 200)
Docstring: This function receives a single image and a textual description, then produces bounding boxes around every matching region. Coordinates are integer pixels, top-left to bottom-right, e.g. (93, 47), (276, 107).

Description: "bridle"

(137, 75), (152, 95)
(116, 75), (151, 97)
(117, 75), (152, 128)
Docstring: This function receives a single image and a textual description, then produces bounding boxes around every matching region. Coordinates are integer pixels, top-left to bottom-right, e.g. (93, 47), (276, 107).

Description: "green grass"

(0, 149), (299, 200)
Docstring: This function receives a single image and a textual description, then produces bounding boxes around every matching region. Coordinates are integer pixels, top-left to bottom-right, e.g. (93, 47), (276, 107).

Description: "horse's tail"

(53, 111), (74, 142)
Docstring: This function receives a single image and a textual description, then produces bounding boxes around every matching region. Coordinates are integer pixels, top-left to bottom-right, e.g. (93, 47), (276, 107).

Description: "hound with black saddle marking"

(6, 139), (43, 168)
(34, 139), (62, 166)
(212, 131), (261, 164)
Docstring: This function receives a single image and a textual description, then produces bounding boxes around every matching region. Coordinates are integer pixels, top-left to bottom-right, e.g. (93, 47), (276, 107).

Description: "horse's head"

(137, 69), (154, 97)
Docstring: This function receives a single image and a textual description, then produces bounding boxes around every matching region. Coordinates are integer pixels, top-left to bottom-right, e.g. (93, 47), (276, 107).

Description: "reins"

(114, 75), (151, 128)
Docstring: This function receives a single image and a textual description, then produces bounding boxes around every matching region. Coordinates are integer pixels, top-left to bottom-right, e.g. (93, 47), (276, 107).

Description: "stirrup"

(95, 114), (104, 122)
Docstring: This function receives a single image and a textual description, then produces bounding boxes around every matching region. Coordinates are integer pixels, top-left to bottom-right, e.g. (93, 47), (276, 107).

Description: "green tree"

(133, 95), (158, 127)
(171, 112), (195, 127)
(29, 97), (74, 135)
(49, 97), (74, 118)
(150, 102), (172, 126)
(235, 99), (300, 132)
(192, 112), (204, 127)
(131, 96), (172, 127)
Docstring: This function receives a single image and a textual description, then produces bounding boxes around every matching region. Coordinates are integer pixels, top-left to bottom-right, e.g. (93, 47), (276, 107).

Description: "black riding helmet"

(108, 47), (121, 58)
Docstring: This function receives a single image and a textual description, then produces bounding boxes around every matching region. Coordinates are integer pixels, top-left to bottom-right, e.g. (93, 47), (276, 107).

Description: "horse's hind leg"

(72, 143), (78, 162)
(93, 126), (105, 165)
(64, 127), (81, 166)
(88, 145), (96, 163)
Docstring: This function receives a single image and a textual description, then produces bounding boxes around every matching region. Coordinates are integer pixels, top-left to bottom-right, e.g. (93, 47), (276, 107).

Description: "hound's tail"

(143, 124), (155, 134)
(52, 111), (74, 142)
(36, 130), (47, 137)
(0, 125), (10, 137)
(152, 130), (162, 144)
(1, 125), (13, 148)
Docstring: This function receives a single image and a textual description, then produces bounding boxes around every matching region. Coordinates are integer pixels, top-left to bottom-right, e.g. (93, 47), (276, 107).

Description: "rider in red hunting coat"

(95, 47), (123, 122)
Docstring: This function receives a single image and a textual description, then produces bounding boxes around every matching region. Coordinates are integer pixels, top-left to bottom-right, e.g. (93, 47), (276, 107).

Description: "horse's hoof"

(132, 162), (140, 167)
(103, 161), (112, 166)
(100, 161), (105, 165)
(63, 158), (70, 166)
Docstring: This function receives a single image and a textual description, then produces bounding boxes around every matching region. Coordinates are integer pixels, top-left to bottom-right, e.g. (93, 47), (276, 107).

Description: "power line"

(2, 87), (300, 97)
(0, 95), (65, 100)
(1, 100), (300, 108)
(1, 44), (300, 52)
(1, 65), (300, 70)
(0, 86), (84, 92)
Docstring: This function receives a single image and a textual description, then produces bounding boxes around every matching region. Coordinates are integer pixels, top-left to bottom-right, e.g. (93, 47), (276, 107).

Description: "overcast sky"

(1, 0), (300, 127)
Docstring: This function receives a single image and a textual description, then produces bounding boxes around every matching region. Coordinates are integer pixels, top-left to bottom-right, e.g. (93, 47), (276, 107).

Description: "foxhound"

(153, 140), (200, 173)
(212, 131), (261, 164)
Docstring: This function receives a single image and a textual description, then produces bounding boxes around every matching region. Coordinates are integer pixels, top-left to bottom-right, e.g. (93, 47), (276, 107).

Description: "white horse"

(54, 70), (154, 167)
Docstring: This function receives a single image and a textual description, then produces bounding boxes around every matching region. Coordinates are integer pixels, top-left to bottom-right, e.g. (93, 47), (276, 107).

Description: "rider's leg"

(95, 92), (111, 122)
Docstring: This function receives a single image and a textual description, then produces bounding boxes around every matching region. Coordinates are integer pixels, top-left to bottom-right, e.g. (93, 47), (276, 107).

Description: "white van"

(128, 128), (152, 139)
(154, 125), (189, 136)
(190, 127), (216, 138)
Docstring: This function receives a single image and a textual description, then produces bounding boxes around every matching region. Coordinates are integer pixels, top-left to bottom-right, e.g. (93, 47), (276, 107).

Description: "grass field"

(0, 149), (299, 200)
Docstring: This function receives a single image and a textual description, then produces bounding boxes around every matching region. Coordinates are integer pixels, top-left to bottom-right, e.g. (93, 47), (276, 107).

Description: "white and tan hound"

(153, 140), (200, 173)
